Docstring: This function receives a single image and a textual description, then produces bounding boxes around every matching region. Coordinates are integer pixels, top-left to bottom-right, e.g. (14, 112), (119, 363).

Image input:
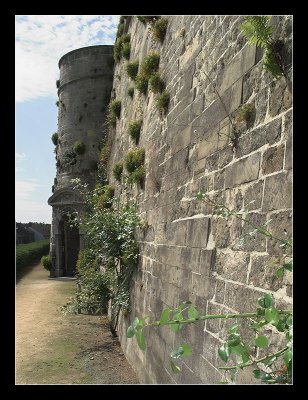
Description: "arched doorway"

(59, 214), (80, 276)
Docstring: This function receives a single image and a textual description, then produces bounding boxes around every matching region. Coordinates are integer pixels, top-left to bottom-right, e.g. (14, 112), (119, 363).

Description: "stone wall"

(107, 16), (292, 384)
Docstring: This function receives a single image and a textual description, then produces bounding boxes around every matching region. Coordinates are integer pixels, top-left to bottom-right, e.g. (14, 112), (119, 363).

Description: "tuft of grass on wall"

(126, 60), (139, 81)
(121, 42), (131, 60)
(149, 72), (165, 93)
(152, 17), (168, 43)
(51, 132), (58, 146)
(128, 87), (134, 98)
(109, 99), (121, 118)
(135, 74), (149, 94)
(124, 148), (145, 174)
(156, 90), (170, 114)
(73, 141), (86, 155)
(128, 119), (142, 143)
(141, 52), (160, 78)
(113, 162), (124, 182)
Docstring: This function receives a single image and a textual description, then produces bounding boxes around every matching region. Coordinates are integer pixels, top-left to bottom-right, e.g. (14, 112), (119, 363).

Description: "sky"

(15, 15), (119, 223)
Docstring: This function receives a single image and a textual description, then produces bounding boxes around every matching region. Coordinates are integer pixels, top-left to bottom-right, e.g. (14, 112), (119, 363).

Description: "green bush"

(121, 42), (131, 60)
(94, 185), (115, 209)
(152, 17), (168, 43)
(149, 72), (165, 93)
(122, 33), (131, 43)
(114, 37), (123, 61)
(117, 23), (124, 37)
(141, 52), (160, 78)
(113, 162), (124, 182)
(16, 239), (50, 271)
(124, 148), (145, 173)
(135, 74), (149, 94)
(51, 132), (58, 146)
(73, 141), (86, 155)
(128, 119), (142, 142)
(128, 87), (134, 98)
(126, 60), (139, 80)
(109, 99), (121, 118)
(41, 255), (52, 271)
(236, 103), (255, 123)
(129, 165), (145, 185)
(156, 90), (170, 114)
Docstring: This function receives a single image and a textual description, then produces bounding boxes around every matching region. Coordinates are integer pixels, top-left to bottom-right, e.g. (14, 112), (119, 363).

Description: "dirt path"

(16, 263), (139, 384)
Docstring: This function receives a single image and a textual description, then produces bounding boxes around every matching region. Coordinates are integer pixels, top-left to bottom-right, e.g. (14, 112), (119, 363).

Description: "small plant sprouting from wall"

(56, 79), (60, 88)
(124, 148), (145, 186)
(135, 74), (149, 94)
(128, 119), (142, 143)
(73, 140), (86, 155)
(149, 72), (165, 93)
(128, 87), (134, 98)
(51, 132), (58, 146)
(94, 185), (115, 209)
(56, 101), (60, 107)
(109, 99), (121, 118)
(156, 90), (170, 114)
(122, 42), (131, 60)
(236, 103), (255, 125)
(114, 37), (123, 62)
(63, 150), (77, 167)
(126, 60), (139, 81)
(141, 52), (160, 78)
(240, 16), (285, 78)
(152, 17), (168, 43)
(117, 23), (124, 37)
(113, 162), (124, 182)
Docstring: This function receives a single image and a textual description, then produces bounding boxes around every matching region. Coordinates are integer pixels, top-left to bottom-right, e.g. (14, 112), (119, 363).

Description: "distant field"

(16, 239), (50, 270)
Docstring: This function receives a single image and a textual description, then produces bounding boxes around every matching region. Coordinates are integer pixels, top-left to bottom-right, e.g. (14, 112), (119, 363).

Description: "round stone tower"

(48, 45), (114, 277)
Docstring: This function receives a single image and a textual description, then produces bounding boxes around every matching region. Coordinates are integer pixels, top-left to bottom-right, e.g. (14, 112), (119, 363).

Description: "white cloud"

(15, 180), (39, 198)
(15, 179), (51, 223)
(15, 199), (52, 223)
(15, 15), (119, 102)
(15, 152), (27, 162)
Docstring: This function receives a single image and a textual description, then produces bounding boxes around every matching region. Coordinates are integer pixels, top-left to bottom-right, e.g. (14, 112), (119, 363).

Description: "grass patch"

(126, 60), (139, 81)
(152, 17), (168, 43)
(149, 72), (165, 93)
(113, 162), (124, 182)
(156, 90), (170, 114)
(128, 119), (142, 142)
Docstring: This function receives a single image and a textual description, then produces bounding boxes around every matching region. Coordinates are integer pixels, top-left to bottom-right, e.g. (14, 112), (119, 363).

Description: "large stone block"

(268, 78), (292, 117)
(225, 152), (261, 188)
(224, 282), (264, 313)
(197, 128), (229, 160)
(185, 215), (210, 248)
(243, 180), (264, 211)
(218, 44), (256, 93)
(165, 219), (187, 246)
(170, 123), (192, 155)
(265, 210), (292, 256)
(261, 144), (285, 175)
(216, 250), (249, 283)
(248, 254), (285, 291)
(262, 171), (292, 212)
(197, 355), (224, 384)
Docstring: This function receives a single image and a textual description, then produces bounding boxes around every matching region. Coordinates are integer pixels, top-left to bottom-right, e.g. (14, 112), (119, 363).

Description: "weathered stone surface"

(218, 44), (256, 93)
(170, 123), (191, 155)
(238, 212), (266, 252)
(243, 180), (264, 211)
(185, 215), (210, 248)
(216, 250), (249, 283)
(205, 301), (221, 334)
(261, 144), (285, 175)
(248, 254), (283, 291)
(225, 152), (261, 188)
(224, 282), (265, 312)
(235, 118), (282, 158)
(265, 210), (293, 256)
(268, 78), (292, 117)
(262, 171), (292, 212)
(103, 16), (293, 385)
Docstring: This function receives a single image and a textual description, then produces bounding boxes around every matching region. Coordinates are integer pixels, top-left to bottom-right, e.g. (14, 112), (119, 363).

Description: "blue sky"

(15, 15), (119, 223)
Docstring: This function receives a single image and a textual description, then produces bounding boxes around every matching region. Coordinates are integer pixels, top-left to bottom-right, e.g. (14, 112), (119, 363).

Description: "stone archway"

(59, 214), (80, 277)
